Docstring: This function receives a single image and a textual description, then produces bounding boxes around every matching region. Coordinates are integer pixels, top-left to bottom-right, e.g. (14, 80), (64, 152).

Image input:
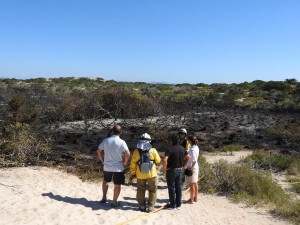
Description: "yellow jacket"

(130, 148), (161, 179)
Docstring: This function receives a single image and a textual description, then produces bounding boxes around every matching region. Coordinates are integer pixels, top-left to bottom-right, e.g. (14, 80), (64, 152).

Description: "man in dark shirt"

(162, 134), (191, 210)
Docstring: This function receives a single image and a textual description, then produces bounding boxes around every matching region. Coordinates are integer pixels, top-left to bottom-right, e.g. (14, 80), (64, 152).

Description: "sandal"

(184, 199), (193, 204)
(99, 198), (107, 204)
(111, 202), (120, 208)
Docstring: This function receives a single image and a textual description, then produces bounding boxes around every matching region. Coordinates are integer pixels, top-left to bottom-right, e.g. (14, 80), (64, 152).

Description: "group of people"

(96, 124), (200, 212)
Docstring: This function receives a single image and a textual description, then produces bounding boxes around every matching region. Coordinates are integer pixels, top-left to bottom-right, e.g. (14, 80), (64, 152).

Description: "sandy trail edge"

(0, 165), (290, 225)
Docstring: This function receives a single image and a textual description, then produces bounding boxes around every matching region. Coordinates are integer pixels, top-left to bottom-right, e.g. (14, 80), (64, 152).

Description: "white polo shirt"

(99, 135), (129, 172)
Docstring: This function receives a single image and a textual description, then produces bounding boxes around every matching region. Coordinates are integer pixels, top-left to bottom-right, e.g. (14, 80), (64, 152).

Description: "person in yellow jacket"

(130, 133), (161, 212)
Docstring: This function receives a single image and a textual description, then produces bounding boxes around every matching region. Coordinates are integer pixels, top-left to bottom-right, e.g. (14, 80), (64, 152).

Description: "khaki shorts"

(187, 166), (199, 184)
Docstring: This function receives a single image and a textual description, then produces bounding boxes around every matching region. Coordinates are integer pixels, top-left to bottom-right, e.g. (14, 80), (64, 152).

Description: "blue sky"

(0, 0), (299, 84)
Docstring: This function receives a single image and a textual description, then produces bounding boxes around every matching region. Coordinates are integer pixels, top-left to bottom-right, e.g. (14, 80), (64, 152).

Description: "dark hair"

(188, 135), (198, 146)
(112, 124), (122, 135)
(170, 134), (179, 145)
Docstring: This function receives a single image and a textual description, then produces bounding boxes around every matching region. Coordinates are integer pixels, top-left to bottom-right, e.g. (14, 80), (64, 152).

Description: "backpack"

(138, 148), (154, 173)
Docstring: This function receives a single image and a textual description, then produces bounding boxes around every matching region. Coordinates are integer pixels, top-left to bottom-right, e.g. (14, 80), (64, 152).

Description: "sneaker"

(148, 206), (155, 212)
(111, 202), (120, 208)
(164, 203), (176, 210)
(139, 206), (146, 212)
(99, 198), (107, 204)
(176, 206), (181, 210)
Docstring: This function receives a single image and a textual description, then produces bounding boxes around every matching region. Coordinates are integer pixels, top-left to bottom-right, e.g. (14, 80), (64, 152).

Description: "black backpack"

(138, 149), (154, 173)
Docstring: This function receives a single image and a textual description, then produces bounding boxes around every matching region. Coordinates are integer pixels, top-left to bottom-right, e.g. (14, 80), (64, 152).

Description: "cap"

(178, 128), (187, 134)
(137, 133), (152, 150)
(140, 133), (151, 141)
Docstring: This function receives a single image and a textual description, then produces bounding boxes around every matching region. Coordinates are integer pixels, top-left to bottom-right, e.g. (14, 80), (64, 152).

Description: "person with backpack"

(162, 134), (191, 210)
(97, 124), (130, 208)
(130, 133), (161, 212)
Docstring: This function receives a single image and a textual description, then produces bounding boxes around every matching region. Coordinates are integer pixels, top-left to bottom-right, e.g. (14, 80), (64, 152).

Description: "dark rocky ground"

(45, 107), (300, 176)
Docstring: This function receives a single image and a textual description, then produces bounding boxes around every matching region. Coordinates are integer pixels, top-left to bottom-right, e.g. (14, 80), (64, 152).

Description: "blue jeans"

(166, 168), (183, 207)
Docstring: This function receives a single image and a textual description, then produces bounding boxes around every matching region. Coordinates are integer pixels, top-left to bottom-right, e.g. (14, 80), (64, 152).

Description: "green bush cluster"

(199, 158), (300, 223)
(222, 144), (242, 153)
(266, 124), (300, 147)
(1, 77), (300, 113)
(0, 123), (51, 166)
(242, 151), (300, 175)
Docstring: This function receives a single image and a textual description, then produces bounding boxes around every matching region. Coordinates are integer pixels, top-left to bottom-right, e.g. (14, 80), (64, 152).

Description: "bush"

(222, 144), (242, 153)
(199, 157), (300, 224)
(0, 123), (51, 166)
(242, 151), (300, 174)
(200, 160), (288, 203)
(262, 81), (292, 92)
(266, 124), (300, 147)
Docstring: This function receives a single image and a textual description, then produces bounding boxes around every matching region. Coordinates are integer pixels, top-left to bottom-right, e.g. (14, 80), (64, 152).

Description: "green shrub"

(222, 144), (242, 153)
(266, 124), (300, 147)
(288, 161), (300, 176)
(262, 81), (292, 92)
(0, 123), (51, 166)
(199, 158), (300, 224)
(200, 160), (288, 204)
(242, 151), (300, 174)
(271, 201), (300, 224)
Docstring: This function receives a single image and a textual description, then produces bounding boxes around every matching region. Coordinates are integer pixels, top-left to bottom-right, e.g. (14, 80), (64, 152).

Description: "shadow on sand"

(42, 192), (139, 211)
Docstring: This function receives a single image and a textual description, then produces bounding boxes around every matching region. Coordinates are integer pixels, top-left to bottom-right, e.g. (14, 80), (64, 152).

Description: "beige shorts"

(187, 166), (199, 184)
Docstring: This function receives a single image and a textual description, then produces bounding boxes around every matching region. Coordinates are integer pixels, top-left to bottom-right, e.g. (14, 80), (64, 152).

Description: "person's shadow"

(41, 192), (138, 211)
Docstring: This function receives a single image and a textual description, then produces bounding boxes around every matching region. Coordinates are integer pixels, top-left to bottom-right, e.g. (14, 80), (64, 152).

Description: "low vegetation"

(199, 156), (300, 224)
(241, 151), (300, 175)
(0, 77), (299, 222)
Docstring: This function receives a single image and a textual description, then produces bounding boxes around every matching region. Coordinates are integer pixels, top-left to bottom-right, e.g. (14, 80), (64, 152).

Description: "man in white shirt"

(97, 124), (130, 208)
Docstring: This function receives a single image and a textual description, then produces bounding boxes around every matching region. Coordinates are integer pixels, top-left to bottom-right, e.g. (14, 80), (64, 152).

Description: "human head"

(137, 133), (152, 149)
(112, 124), (122, 135)
(170, 134), (180, 145)
(188, 135), (198, 146)
(178, 128), (187, 138)
(139, 133), (151, 141)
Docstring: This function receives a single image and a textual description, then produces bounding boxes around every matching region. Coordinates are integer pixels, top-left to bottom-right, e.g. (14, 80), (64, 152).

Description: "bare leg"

(112, 185), (121, 203)
(187, 183), (194, 203)
(102, 180), (109, 200)
(194, 183), (198, 202)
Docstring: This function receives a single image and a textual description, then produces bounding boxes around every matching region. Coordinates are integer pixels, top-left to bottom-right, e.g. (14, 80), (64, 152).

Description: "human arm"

(129, 150), (138, 177)
(96, 147), (104, 164)
(154, 149), (161, 165)
(189, 148), (197, 170)
(123, 149), (130, 166)
(162, 155), (168, 172)
(183, 153), (191, 169)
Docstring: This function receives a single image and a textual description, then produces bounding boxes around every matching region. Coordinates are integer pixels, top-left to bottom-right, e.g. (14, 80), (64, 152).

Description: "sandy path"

(0, 166), (290, 225)
(202, 150), (253, 164)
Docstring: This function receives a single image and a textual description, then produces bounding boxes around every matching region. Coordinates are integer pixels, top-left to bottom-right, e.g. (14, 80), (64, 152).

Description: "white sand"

(0, 166), (290, 225)
(202, 150), (253, 164)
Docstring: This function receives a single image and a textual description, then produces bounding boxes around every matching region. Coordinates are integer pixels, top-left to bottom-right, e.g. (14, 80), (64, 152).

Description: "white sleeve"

(191, 149), (197, 162)
(122, 141), (129, 152)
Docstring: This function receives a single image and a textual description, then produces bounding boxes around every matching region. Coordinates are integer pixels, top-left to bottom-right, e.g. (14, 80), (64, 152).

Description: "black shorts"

(103, 171), (125, 185)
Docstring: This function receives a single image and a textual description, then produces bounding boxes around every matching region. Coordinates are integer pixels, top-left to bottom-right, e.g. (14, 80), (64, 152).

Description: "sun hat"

(137, 133), (152, 150)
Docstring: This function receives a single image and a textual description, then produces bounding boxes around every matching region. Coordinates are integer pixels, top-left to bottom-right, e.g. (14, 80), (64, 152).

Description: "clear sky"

(0, 0), (299, 84)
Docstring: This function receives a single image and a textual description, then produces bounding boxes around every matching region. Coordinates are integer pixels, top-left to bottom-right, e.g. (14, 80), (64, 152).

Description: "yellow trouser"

(136, 177), (157, 207)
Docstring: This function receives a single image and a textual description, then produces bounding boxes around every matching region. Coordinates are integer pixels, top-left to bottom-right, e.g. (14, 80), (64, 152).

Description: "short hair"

(170, 134), (179, 145)
(188, 135), (198, 145)
(112, 124), (122, 135)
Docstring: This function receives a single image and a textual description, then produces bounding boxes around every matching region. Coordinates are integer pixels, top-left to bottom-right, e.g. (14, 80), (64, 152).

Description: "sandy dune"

(0, 165), (290, 225)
